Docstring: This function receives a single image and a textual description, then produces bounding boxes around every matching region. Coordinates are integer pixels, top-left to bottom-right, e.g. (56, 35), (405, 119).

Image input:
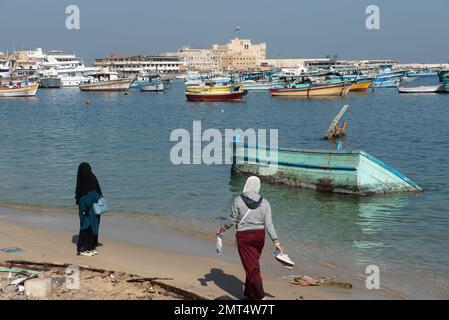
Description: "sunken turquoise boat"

(232, 140), (422, 195)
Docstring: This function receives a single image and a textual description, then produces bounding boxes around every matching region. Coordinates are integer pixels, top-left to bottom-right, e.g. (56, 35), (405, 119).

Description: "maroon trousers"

(236, 229), (266, 300)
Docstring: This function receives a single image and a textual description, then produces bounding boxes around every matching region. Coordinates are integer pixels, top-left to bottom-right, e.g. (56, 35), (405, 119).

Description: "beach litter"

(0, 247), (23, 253)
(1, 260), (205, 300)
(289, 275), (353, 290)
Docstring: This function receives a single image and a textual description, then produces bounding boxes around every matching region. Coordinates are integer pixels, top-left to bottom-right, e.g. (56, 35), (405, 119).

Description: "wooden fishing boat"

(241, 79), (286, 91)
(398, 85), (446, 94)
(140, 80), (164, 92)
(270, 81), (352, 98)
(79, 78), (132, 92)
(0, 83), (39, 97)
(406, 70), (438, 78)
(349, 79), (372, 92)
(373, 80), (400, 88)
(186, 90), (244, 102)
(231, 139), (422, 195)
(186, 77), (237, 93)
(79, 71), (132, 92)
(186, 85), (232, 93)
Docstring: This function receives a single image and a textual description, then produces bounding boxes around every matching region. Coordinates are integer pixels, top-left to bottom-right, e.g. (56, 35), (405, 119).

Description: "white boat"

(39, 69), (61, 88)
(0, 60), (12, 78)
(0, 82), (39, 97)
(399, 85), (446, 94)
(140, 80), (164, 92)
(39, 50), (96, 87)
(79, 70), (132, 92)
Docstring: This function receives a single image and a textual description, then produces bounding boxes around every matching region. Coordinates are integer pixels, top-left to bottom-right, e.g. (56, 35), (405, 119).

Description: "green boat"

(232, 140), (422, 195)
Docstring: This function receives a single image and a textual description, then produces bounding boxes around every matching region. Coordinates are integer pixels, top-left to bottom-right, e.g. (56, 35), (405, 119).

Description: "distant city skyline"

(1, 0), (448, 64)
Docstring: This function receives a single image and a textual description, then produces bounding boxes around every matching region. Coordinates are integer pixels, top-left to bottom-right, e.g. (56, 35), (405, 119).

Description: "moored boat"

(79, 71), (132, 92)
(349, 79), (372, 92)
(406, 70), (438, 78)
(373, 79), (400, 88)
(140, 80), (164, 92)
(186, 89), (244, 102)
(185, 77), (234, 93)
(39, 72), (61, 88)
(398, 85), (446, 94)
(271, 81), (352, 98)
(0, 82), (39, 97)
(232, 139), (422, 195)
(241, 79), (286, 91)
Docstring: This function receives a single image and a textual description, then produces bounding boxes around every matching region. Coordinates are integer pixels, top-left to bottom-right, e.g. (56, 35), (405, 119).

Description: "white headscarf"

(243, 176), (261, 194)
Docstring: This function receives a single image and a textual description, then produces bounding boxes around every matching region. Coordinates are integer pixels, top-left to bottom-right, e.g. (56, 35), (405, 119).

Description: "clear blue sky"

(1, 0), (448, 64)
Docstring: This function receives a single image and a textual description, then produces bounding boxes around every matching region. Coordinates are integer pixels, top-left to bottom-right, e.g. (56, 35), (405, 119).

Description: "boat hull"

(373, 81), (400, 88)
(406, 72), (438, 78)
(140, 83), (164, 92)
(242, 81), (285, 91)
(0, 83), (39, 97)
(79, 79), (132, 92)
(39, 77), (61, 89)
(271, 82), (351, 98)
(186, 86), (234, 93)
(186, 91), (244, 102)
(232, 141), (422, 195)
(349, 80), (372, 92)
(399, 85), (446, 94)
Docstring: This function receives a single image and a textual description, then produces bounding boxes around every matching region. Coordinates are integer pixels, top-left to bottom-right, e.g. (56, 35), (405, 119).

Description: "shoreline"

(0, 204), (404, 300)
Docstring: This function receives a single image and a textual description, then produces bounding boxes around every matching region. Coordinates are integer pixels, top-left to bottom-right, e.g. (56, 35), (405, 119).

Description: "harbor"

(2, 43), (449, 99)
(1, 79), (449, 299)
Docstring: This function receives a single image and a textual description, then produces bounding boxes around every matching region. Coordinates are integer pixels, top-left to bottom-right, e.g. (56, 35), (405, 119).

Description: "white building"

(92, 54), (183, 75)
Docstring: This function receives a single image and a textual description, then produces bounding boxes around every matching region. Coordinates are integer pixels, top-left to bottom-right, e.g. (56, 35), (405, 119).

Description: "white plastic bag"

(216, 233), (224, 255)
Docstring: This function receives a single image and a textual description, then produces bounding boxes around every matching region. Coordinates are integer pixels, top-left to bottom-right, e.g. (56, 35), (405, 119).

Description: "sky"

(1, 0), (448, 64)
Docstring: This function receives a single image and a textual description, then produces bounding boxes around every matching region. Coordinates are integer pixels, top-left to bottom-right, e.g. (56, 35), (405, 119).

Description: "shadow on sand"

(198, 268), (244, 300)
(198, 268), (275, 300)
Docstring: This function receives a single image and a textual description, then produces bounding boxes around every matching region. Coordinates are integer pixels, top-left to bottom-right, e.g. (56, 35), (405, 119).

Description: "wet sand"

(0, 205), (402, 300)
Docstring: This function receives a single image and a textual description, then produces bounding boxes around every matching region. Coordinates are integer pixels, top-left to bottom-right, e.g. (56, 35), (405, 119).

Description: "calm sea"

(1, 78), (448, 298)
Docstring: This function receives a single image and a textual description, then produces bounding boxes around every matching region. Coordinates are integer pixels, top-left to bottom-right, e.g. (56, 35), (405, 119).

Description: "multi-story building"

(164, 37), (267, 72)
(9, 48), (47, 76)
(92, 54), (183, 76)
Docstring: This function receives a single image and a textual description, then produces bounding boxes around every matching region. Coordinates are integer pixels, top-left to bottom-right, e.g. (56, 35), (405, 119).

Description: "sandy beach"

(0, 205), (405, 300)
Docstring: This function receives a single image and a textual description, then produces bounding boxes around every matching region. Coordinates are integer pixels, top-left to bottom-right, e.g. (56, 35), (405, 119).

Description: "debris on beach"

(0, 260), (205, 300)
(0, 247), (23, 254)
(289, 275), (353, 290)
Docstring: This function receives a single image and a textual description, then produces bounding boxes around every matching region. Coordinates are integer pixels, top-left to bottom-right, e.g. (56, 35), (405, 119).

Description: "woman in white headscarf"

(217, 176), (283, 300)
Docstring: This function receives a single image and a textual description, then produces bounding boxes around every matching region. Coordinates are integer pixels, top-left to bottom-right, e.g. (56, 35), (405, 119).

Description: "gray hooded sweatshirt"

(223, 191), (279, 242)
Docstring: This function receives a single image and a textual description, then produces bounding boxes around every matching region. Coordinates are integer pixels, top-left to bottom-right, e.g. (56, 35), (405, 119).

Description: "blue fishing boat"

(130, 72), (161, 89)
(373, 76), (400, 88)
(406, 70), (438, 78)
(232, 139), (422, 195)
(371, 67), (406, 88)
(241, 79), (286, 91)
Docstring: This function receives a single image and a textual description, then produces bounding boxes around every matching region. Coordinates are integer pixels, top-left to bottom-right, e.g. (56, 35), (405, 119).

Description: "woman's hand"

(216, 227), (225, 235)
(275, 243), (284, 255)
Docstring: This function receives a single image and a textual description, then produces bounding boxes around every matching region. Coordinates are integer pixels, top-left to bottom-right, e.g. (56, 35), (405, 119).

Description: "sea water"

(0, 78), (448, 298)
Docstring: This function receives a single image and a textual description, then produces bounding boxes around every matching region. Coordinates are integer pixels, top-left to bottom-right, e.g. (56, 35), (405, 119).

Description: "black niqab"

(75, 162), (103, 205)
